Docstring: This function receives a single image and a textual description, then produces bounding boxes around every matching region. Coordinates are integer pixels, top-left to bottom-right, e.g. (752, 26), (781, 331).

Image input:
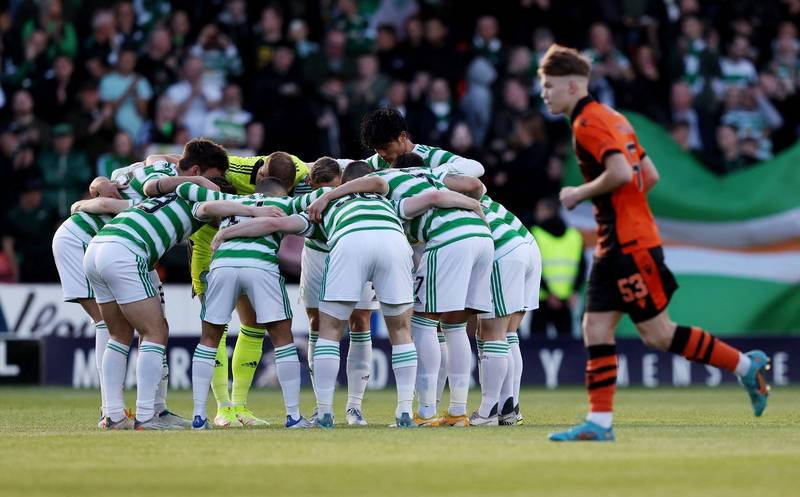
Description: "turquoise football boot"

(549, 420), (615, 442)
(739, 350), (770, 417)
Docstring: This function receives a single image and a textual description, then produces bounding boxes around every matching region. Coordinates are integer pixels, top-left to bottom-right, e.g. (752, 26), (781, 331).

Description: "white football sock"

(476, 336), (485, 387)
(436, 331), (448, 410)
(443, 323), (471, 417)
(313, 338), (340, 416)
(391, 343), (417, 418)
(275, 344), (301, 418)
(587, 411), (613, 429)
(94, 321), (109, 416)
(478, 340), (509, 417)
(154, 352), (169, 413)
(102, 339), (129, 422)
(411, 315), (440, 419)
(192, 344), (217, 419)
(499, 352), (515, 414)
(135, 341), (165, 423)
(307, 329), (318, 391)
(508, 331), (523, 407)
(735, 353), (752, 376)
(346, 330), (372, 410)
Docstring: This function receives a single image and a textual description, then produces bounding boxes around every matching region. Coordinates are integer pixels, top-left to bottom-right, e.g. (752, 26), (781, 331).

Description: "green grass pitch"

(1, 386), (798, 497)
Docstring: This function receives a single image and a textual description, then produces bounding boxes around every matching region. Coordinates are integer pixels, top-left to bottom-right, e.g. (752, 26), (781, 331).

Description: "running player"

(176, 178), (325, 429)
(537, 45), (770, 441)
(80, 139), (229, 430)
(307, 163), (492, 427)
(211, 161), (484, 428)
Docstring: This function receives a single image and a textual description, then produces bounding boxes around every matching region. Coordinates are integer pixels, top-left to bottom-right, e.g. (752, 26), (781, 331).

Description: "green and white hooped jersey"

(481, 194), (535, 260)
(298, 192), (407, 248)
(176, 183), (326, 272)
(366, 143), (461, 170)
(371, 168), (491, 251)
(59, 161), (175, 243)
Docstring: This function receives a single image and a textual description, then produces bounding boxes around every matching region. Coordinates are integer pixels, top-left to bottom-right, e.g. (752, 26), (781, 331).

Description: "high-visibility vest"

(531, 226), (583, 300)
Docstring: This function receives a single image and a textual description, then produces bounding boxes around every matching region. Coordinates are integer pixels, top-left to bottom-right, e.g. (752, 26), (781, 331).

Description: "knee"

(638, 328), (671, 351)
(349, 311), (371, 331)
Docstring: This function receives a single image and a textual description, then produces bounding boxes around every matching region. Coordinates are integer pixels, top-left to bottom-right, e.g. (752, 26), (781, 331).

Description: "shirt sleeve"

(574, 121), (623, 165)
(395, 198), (412, 220)
(191, 202), (210, 222)
(296, 213), (316, 238)
(176, 183), (240, 202)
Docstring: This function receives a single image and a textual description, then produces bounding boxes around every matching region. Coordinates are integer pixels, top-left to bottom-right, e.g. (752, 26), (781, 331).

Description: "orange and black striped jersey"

(571, 96), (661, 257)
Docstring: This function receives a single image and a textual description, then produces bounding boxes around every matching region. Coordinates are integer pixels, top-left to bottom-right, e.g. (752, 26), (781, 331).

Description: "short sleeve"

(574, 121), (622, 165)
(191, 202), (210, 222)
(395, 198), (411, 220)
(296, 213), (316, 238)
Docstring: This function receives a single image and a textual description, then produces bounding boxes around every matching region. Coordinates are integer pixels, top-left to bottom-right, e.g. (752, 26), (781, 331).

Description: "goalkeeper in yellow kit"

(190, 151), (309, 427)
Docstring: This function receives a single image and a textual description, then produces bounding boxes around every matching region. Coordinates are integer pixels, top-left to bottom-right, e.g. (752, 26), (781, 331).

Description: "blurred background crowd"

(1, 0), (798, 301)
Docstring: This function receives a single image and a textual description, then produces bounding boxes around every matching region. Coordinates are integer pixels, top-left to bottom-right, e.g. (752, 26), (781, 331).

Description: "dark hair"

(393, 152), (425, 169)
(265, 151), (295, 190)
(341, 160), (373, 183)
(360, 108), (408, 150)
(255, 176), (289, 196)
(208, 176), (236, 194)
(178, 138), (229, 174)
(538, 44), (592, 78)
(310, 157), (341, 185)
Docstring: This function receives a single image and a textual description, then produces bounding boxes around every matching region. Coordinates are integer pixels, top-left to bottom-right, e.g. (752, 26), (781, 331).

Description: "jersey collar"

(570, 95), (594, 122)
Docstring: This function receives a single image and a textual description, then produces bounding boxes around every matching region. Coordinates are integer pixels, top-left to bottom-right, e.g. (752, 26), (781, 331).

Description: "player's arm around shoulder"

(400, 190), (484, 220)
(210, 214), (309, 251)
(71, 197), (133, 215)
(306, 175), (389, 222)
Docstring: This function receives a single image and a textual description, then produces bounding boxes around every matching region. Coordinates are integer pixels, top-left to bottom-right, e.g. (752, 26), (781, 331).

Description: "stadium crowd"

(2, 0), (799, 285)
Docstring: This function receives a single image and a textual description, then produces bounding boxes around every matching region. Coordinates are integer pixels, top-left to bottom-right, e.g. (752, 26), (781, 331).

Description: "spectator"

(625, 45), (670, 124)
(3, 179), (59, 283)
(245, 121), (266, 155)
(169, 10), (192, 58)
(189, 23), (243, 89)
(203, 82), (252, 148)
(82, 10), (119, 78)
(719, 35), (758, 92)
(401, 16), (426, 75)
(369, 0), (419, 38)
(332, 0), (373, 55)
(448, 121), (479, 159)
(288, 18), (319, 59)
(304, 30), (356, 85)
(68, 83), (116, 164)
(5, 29), (50, 89)
(506, 46), (533, 88)
(166, 56), (222, 138)
(472, 15), (504, 68)
(96, 131), (136, 178)
(38, 123), (91, 218)
(250, 44), (303, 123)
(138, 96), (180, 146)
(252, 5), (285, 72)
(379, 80), (409, 116)
(115, 1), (144, 50)
(583, 22), (634, 107)
(768, 22), (800, 98)
(6, 89), (50, 153)
(314, 76), (350, 158)
(490, 78), (533, 155)
(672, 15), (720, 109)
(375, 24), (408, 79)
(99, 46), (153, 139)
(714, 124), (747, 173)
(21, 0), (77, 61)
(460, 57), (497, 148)
(720, 86), (783, 160)
(407, 70), (432, 106)
(218, 0), (251, 54)
(35, 55), (77, 124)
(408, 78), (462, 148)
(670, 81), (707, 153)
(421, 17), (460, 84)
(530, 196), (586, 338)
(0, 126), (39, 206)
(136, 26), (178, 95)
(348, 53), (390, 120)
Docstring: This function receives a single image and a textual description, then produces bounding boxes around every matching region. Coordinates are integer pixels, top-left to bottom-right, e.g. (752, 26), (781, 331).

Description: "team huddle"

(51, 45), (771, 440)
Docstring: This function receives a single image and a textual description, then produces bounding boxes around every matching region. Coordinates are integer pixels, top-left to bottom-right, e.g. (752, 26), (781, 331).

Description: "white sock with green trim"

(192, 344), (217, 419)
(479, 340), (509, 417)
(508, 331), (523, 408)
(154, 352), (169, 413)
(392, 343), (417, 418)
(275, 344), (301, 418)
(135, 341), (165, 423)
(411, 315), (440, 419)
(103, 339), (129, 422)
(313, 338), (340, 416)
(307, 330), (319, 390)
(443, 322), (470, 417)
(346, 330), (372, 410)
(436, 330), (448, 411)
(94, 321), (109, 416)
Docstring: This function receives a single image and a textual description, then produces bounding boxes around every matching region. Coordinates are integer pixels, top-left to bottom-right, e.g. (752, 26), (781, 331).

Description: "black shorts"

(585, 246), (678, 323)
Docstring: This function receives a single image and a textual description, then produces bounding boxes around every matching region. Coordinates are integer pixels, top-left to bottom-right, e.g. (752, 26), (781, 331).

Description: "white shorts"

(202, 266), (292, 325)
(53, 225), (93, 302)
(300, 245), (379, 310)
(83, 241), (163, 305)
(415, 237), (494, 314)
(320, 230), (413, 305)
(480, 241), (542, 319)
